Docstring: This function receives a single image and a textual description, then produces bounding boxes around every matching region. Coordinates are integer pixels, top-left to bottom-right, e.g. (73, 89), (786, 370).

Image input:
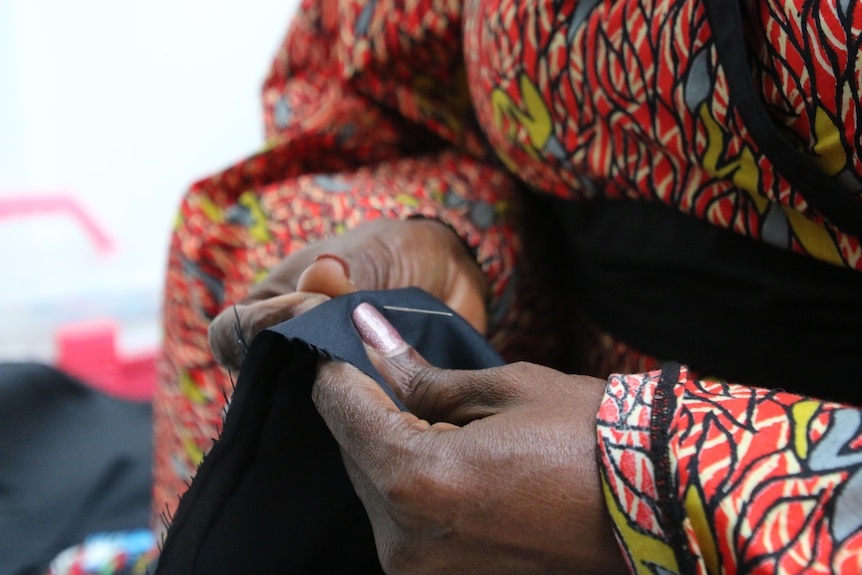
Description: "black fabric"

(156, 288), (504, 574)
(0, 363), (153, 575)
(552, 197), (862, 405)
(702, 0), (862, 237)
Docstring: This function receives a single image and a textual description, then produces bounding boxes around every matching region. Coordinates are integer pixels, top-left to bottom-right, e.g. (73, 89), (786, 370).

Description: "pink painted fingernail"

(352, 303), (408, 356)
(314, 253), (351, 279)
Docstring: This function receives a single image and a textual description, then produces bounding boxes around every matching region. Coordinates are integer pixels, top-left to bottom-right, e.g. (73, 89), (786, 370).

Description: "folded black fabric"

(156, 288), (504, 574)
(0, 363), (153, 575)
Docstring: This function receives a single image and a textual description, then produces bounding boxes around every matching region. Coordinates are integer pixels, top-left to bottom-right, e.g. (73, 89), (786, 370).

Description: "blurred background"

(0, 0), (300, 391)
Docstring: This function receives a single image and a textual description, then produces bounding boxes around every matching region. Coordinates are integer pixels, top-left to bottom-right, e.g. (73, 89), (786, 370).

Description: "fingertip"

(296, 254), (357, 297)
(352, 303), (410, 357)
(314, 253), (351, 279)
(352, 303), (440, 411)
(208, 305), (247, 371)
(208, 292), (331, 370)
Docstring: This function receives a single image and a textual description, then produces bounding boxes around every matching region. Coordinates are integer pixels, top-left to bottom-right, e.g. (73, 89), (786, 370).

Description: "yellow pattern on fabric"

(395, 193), (421, 207)
(700, 105), (844, 265)
(197, 196), (225, 224)
(700, 105), (760, 194)
(810, 105), (847, 177)
(601, 473), (680, 575)
(745, 188), (844, 264)
(684, 485), (720, 574)
(179, 371), (210, 405)
(238, 191), (272, 243)
(780, 203), (843, 265)
(173, 210), (184, 231)
(491, 74), (553, 162)
(181, 435), (205, 467)
(792, 400), (820, 460)
(494, 200), (512, 219)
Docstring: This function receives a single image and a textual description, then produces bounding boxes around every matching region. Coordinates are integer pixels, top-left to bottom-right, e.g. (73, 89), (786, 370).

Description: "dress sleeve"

(596, 364), (862, 574)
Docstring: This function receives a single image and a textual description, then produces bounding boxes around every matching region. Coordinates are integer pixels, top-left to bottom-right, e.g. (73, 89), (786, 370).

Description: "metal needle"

(382, 305), (454, 317)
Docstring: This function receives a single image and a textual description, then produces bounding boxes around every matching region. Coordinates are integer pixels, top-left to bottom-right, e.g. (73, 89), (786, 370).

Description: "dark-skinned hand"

(311, 302), (627, 575)
(208, 217), (487, 371)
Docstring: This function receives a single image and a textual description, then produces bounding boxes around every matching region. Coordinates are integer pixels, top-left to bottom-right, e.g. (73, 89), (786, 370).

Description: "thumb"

(351, 302), (518, 424)
(295, 253), (358, 297)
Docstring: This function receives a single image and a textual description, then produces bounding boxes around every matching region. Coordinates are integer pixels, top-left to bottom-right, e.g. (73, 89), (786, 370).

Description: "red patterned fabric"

(154, 0), (862, 571)
(598, 366), (862, 574)
(465, 0), (861, 268)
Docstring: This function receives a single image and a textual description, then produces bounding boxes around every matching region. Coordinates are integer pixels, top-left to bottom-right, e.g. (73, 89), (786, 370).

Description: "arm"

(598, 365), (862, 574)
(314, 302), (628, 574)
(158, 0), (525, 519)
(312, 304), (862, 574)
(201, 0), (560, 370)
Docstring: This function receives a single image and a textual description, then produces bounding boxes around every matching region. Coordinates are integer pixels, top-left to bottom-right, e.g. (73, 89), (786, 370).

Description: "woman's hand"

(208, 218), (487, 371)
(311, 303), (627, 575)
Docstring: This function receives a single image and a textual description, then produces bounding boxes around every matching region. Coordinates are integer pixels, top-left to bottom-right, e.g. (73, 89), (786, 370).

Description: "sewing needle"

(382, 305), (453, 317)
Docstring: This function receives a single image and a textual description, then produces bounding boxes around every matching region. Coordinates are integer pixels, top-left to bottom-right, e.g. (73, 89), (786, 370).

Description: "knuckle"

(404, 367), (481, 415)
(310, 361), (346, 412)
(497, 361), (536, 395)
(507, 360), (534, 378)
(402, 366), (448, 412)
(350, 233), (394, 290)
(402, 364), (435, 396)
(207, 308), (243, 369)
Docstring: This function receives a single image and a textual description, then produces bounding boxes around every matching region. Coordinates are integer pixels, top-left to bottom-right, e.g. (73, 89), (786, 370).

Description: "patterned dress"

(152, 1), (862, 573)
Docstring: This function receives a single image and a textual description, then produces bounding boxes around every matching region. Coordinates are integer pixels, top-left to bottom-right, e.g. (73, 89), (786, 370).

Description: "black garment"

(156, 288), (504, 574)
(515, 0), (862, 404)
(0, 363), (153, 575)
(551, 197), (862, 405)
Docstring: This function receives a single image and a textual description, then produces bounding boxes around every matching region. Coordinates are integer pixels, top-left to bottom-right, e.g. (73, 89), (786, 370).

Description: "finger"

(351, 302), (522, 424)
(312, 360), (456, 483)
(441, 267), (488, 336)
(208, 291), (329, 369)
(212, 252), (357, 370)
(295, 253), (358, 298)
(245, 220), (395, 301)
(244, 218), (488, 334)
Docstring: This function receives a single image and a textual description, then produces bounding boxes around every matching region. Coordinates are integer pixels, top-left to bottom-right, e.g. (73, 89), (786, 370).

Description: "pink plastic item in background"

(55, 321), (156, 401)
(0, 194), (156, 400)
(0, 195), (115, 254)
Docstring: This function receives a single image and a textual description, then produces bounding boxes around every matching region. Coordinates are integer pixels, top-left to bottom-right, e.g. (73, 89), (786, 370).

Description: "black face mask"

(156, 288), (503, 574)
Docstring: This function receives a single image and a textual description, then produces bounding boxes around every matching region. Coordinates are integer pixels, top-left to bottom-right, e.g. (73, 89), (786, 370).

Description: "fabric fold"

(156, 287), (503, 574)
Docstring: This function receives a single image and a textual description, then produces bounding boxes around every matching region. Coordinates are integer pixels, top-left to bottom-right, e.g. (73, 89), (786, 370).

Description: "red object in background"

(55, 321), (155, 401)
(0, 195), (115, 255)
(0, 194), (156, 400)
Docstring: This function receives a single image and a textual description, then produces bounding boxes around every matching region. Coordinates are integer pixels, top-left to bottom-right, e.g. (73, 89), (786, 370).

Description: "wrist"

(571, 375), (628, 574)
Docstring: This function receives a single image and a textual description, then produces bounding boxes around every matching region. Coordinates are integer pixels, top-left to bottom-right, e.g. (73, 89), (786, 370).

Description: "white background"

(0, 0), (300, 361)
